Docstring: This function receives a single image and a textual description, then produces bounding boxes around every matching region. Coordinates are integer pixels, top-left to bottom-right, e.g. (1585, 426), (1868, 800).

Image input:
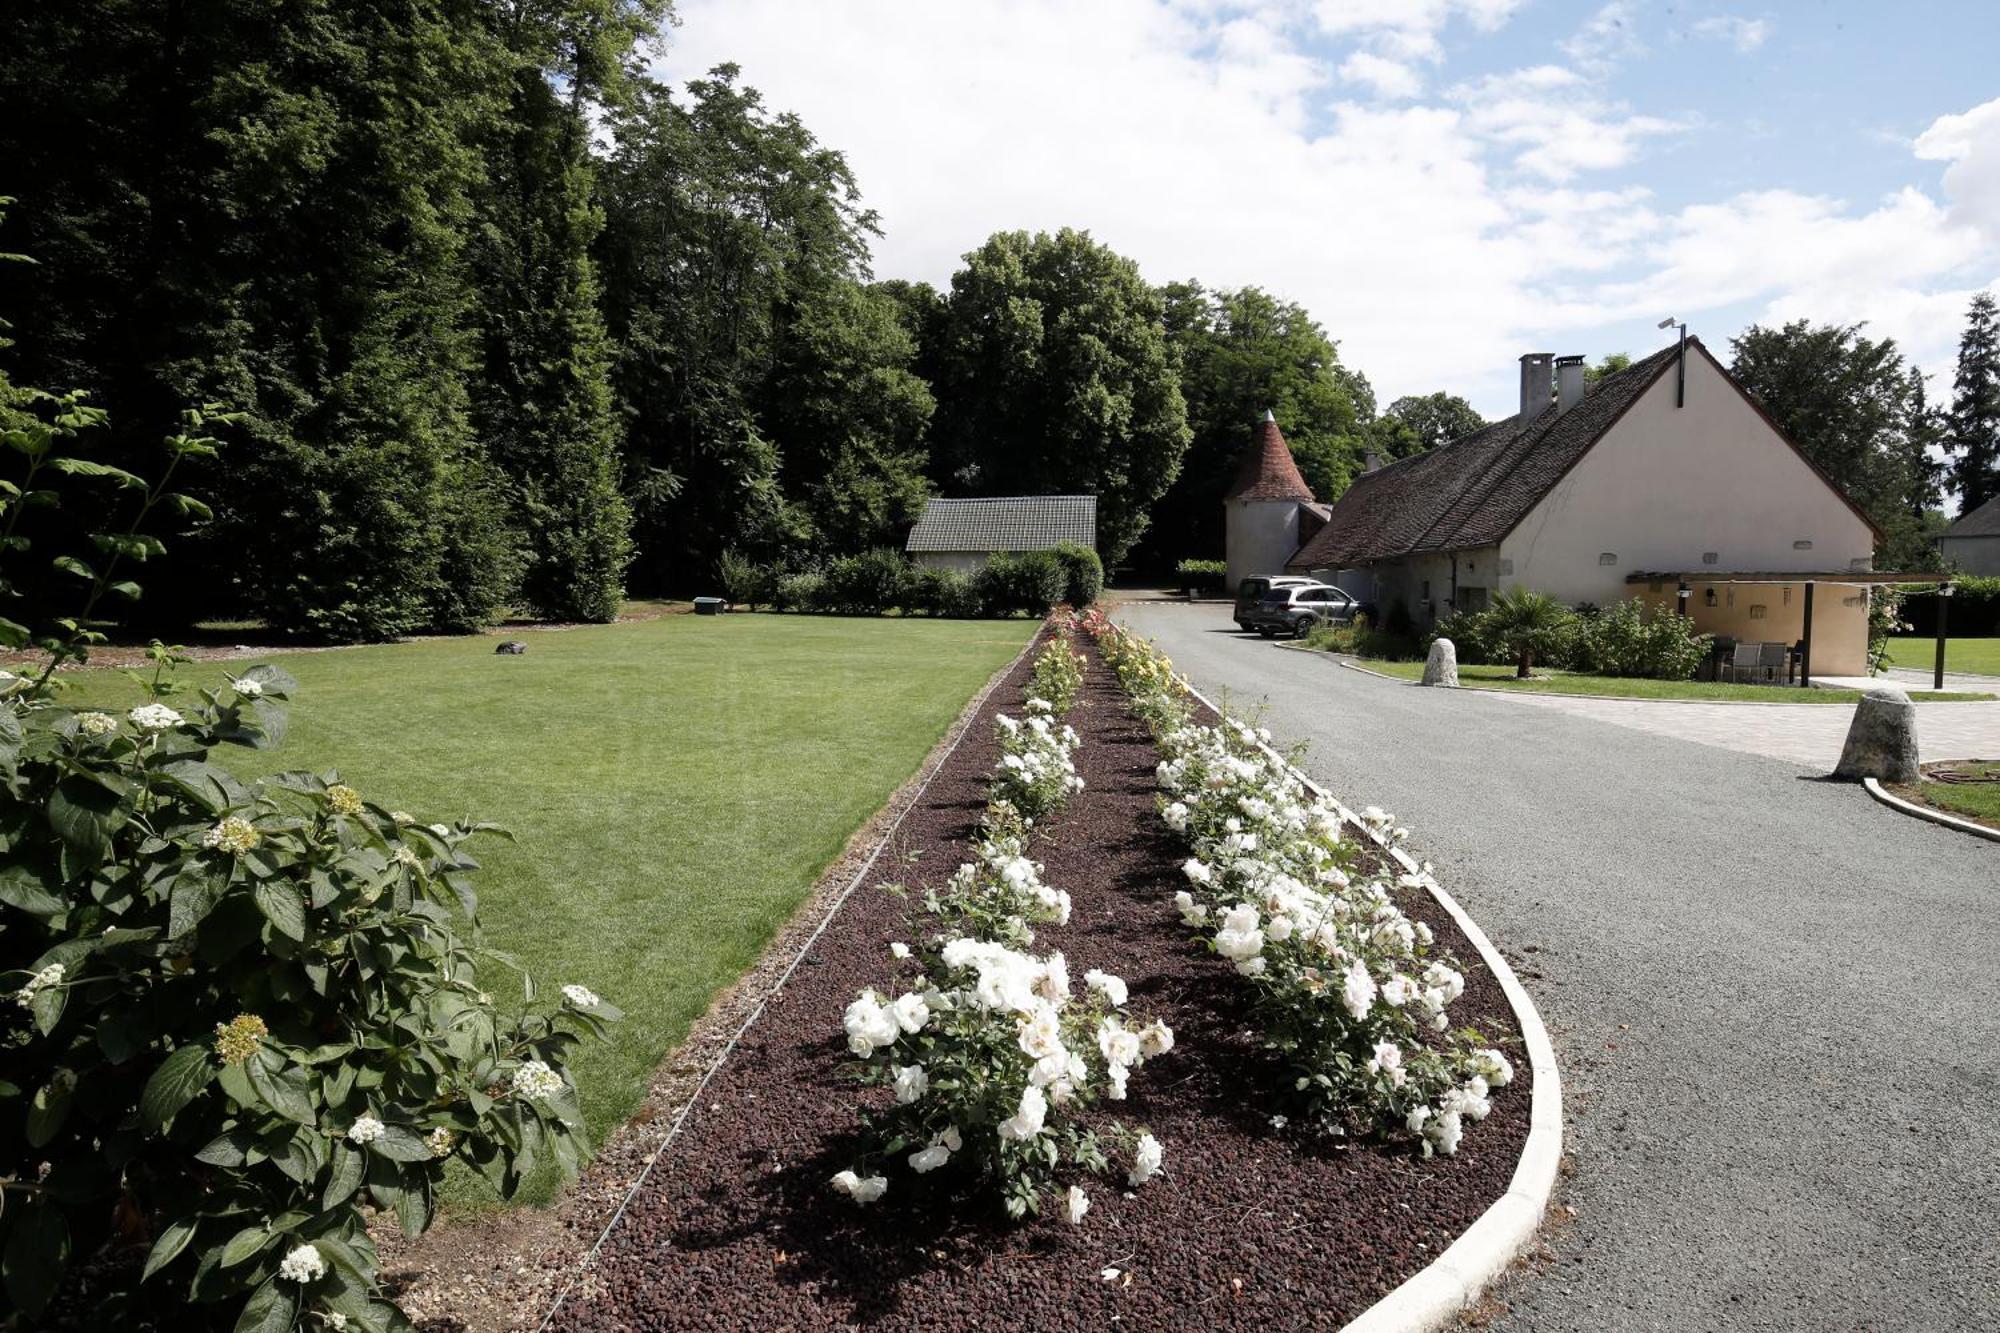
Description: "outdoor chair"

(1758, 642), (1789, 684)
(1727, 640), (1763, 683)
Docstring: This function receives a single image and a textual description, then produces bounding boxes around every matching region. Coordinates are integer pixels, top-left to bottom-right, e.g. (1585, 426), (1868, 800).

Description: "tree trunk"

(1517, 648), (1533, 678)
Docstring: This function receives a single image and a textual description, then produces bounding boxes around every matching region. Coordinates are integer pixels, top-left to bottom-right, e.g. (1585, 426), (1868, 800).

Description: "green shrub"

(1482, 588), (1575, 676)
(819, 548), (910, 615)
(1575, 598), (1709, 679)
(774, 570), (825, 612)
(905, 565), (982, 618)
(1309, 614), (1420, 660)
(1429, 607), (1501, 665)
(717, 549), (773, 610)
(1050, 542), (1104, 607)
(1175, 558), (1228, 594)
(976, 552), (1066, 617)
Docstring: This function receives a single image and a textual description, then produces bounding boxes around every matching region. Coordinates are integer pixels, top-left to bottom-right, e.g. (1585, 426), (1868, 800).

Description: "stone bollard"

(1832, 685), (1920, 783)
(1421, 637), (1460, 688)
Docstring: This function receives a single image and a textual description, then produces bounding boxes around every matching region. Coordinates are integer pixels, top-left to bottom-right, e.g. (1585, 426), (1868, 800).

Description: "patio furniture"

(1727, 640), (1763, 683)
(1758, 642), (1789, 683)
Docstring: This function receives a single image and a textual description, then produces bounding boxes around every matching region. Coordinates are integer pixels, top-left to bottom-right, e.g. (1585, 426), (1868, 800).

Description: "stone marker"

(1832, 684), (1919, 783)
(1421, 637), (1459, 688)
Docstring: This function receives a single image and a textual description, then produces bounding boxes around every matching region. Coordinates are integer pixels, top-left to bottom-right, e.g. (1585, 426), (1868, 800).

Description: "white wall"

(1226, 499), (1304, 590)
(911, 550), (991, 574)
(1941, 534), (2000, 575)
(1500, 348), (1877, 603)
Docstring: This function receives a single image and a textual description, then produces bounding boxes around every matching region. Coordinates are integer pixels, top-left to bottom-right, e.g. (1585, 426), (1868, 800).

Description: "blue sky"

(657, 1), (2000, 421)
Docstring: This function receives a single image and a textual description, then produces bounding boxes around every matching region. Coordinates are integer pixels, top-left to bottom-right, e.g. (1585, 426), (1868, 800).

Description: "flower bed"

(550, 630), (1528, 1332)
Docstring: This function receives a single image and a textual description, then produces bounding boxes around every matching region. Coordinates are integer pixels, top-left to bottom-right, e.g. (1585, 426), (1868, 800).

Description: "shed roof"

(904, 495), (1097, 553)
(1942, 493), (2000, 540)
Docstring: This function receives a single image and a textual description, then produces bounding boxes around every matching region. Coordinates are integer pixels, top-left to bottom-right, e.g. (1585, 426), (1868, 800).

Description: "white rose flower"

(1128, 1132), (1163, 1186)
(1018, 1004), (1064, 1060)
(1181, 858), (1212, 886)
(998, 1083), (1048, 1141)
(346, 1115), (385, 1145)
(892, 991), (931, 1034)
(1107, 1063), (1130, 1100)
(1063, 1184), (1090, 1225)
(843, 993), (901, 1056)
(1096, 1018), (1142, 1069)
(1083, 969), (1128, 1007)
(830, 1169), (889, 1203)
(1342, 960), (1377, 1020)
(909, 1143), (951, 1173)
(889, 941), (910, 960)
(1472, 1048), (1515, 1087)
(561, 984), (601, 1009)
(893, 1064), (929, 1104)
(1406, 1104), (1432, 1134)
(1174, 890), (1208, 926)
(1138, 1019), (1175, 1058)
(278, 1243), (327, 1283)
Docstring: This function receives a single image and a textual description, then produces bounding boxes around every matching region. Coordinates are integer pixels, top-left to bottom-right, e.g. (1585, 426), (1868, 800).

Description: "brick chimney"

(1555, 355), (1586, 415)
(1519, 353), (1553, 423)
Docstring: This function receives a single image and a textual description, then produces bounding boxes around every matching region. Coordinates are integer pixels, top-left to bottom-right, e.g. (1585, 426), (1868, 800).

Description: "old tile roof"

(1943, 493), (2000, 539)
(905, 495), (1097, 553)
(1225, 412), (1317, 502)
(1289, 344), (1684, 569)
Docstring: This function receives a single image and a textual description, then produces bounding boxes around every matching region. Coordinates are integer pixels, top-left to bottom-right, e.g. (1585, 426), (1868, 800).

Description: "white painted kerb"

(1180, 682), (1564, 1333)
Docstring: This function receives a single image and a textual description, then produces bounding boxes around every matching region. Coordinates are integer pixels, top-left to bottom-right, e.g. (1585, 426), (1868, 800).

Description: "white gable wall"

(1499, 349), (1876, 600)
(1497, 348), (1878, 674)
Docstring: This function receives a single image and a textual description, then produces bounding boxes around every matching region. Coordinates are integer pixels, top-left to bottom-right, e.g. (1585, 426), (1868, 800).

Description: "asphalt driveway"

(1117, 602), (1999, 1333)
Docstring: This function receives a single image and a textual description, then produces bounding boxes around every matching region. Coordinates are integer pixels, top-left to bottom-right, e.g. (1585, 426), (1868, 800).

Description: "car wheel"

(1293, 616), (1314, 639)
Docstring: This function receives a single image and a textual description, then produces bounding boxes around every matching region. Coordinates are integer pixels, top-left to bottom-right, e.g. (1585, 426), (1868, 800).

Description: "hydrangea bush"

(0, 669), (618, 1329)
(1081, 612), (1512, 1155)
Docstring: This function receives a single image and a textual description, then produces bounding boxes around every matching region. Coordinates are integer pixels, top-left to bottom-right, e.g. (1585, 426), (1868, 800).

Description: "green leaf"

(219, 1224), (276, 1269)
(246, 1054), (316, 1125)
(368, 1125), (434, 1163)
(51, 553), (95, 581)
(26, 1072), (75, 1147)
(107, 579), (143, 600)
(2, 1198), (69, 1316)
(48, 775), (124, 865)
(233, 1275), (299, 1333)
(169, 868), (227, 938)
(253, 881), (307, 941)
(323, 1142), (366, 1210)
(196, 1130), (256, 1166)
(0, 863), (64, 917)
(47, 456), (146, 488)
(142, 1215), (198, 1281)
(0, 615), (27, 649)
(139, 1044), (215, 1129)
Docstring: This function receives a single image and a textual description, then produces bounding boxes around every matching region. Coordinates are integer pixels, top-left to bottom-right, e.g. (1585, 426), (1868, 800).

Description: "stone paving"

(1452, 681), (2000, 767)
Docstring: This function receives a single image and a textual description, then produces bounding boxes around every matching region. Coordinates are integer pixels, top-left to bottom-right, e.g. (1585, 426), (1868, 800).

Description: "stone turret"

(1224, 410), (1317, 590)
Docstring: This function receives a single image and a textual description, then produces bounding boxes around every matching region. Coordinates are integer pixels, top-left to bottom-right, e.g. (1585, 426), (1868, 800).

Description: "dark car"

(1233, 576), (1317, 631)
(1243, 583), (1361, 638)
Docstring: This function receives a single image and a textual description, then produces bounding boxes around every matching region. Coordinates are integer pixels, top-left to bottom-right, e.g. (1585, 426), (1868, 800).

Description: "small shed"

(1939, 494), (2000, 575)
(904, 495), (1097, 573)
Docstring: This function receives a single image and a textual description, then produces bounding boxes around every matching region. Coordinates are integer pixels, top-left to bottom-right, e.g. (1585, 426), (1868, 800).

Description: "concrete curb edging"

(1862, 777), (2000, 843)
(1179, 681), (1564, 1333)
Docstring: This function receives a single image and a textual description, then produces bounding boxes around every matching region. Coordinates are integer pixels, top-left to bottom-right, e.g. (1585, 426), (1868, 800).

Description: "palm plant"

(1483, 588), (1573, 677)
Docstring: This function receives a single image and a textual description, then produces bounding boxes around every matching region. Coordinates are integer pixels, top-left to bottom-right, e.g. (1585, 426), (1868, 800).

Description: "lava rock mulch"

(552, 640), (1529, 1332)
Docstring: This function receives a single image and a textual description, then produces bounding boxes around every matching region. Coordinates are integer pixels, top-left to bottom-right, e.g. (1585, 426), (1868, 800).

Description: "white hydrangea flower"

(1128, 1132), (1163, 1186)
(233, 677), (263, 698)
(14, 962), (64, 1009)
(346, 1115), (385, 1145)
(76, 711), (119, 737)
(510, 1060), (563, 1101)
(127, 703), (182, 733)
(560, 984), (601, 1009)
(278, 1243), (327, 1283)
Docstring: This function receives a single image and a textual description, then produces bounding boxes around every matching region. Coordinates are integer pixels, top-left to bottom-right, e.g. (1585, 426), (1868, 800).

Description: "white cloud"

(1692, 15), (1771, 53)
(1562, 1), (1644, 73)
(655, 1), (2000, 412)
(1339, 51), (1422, 99)
(1314, 0), (1520, 62)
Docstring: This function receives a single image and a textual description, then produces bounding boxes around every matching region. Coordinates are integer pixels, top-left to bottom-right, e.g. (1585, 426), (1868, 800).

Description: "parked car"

(1234, 575), (1317, 631)
(1244, 583), (1363, 638)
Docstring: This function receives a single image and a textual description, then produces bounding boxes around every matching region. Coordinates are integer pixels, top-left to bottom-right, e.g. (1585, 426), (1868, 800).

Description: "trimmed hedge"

(726, 550), (1070, 618)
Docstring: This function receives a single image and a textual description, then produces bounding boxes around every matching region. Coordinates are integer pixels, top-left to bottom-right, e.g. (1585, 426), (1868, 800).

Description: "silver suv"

(1243, 583), (1360, 638)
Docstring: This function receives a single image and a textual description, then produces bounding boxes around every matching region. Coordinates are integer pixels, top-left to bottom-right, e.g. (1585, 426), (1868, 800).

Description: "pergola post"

(1935, 584), (1953, 691)
(1800, 581), (1814, 687)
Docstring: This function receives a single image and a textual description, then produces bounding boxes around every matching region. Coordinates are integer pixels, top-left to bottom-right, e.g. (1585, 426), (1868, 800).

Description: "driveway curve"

(1118, 602), (1999, 1333)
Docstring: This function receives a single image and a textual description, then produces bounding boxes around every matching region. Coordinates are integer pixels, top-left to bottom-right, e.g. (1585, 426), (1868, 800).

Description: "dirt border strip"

(1174, 679), (1564, 1333)
(531, 624), (1045, 1331)
(1862, 777), (2000, 843)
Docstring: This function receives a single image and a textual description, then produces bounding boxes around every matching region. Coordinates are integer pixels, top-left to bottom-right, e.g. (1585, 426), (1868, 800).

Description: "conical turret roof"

(1225, 410), (1315, 502)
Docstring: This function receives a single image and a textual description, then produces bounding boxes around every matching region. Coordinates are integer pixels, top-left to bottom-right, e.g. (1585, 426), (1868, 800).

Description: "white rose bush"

(1026, 628), (1086, 714)
(832, 639), (1170, 1222)
(1082, 612), (1513, 1156)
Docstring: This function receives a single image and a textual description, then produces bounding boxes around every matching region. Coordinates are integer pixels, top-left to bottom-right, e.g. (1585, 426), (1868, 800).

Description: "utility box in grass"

(693, 596), (727, 615)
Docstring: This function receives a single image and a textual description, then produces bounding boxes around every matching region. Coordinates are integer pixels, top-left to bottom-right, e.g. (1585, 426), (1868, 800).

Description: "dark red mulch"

(553, 639), (1529, 1333)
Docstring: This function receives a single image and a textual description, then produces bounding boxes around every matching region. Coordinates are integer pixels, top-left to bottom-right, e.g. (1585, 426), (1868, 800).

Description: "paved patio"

(1451, 682), (2000, 767)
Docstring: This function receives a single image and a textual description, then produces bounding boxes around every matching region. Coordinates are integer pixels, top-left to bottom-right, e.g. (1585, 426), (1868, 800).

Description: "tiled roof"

(905, 495), (1097, 553)
(1943, 493), (2000, 539)
(1289, 344), (1682, 569)
(1225, 413), (1316, 502)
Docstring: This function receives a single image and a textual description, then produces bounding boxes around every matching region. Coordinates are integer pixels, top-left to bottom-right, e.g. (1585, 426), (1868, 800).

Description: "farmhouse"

(905, 494), (1097, 573)
(1231, 338), (1889, 677)
(1939, 494), (2000, 574)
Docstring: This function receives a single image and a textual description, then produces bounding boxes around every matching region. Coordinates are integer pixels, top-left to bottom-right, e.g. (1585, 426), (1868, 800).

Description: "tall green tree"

(597, 65), (874, 589)
(1730, 320), (1943, 570)
(929, 229), (1190, 564)
(1381, 392), (1485, 452)
(1946, 292), (2000, 516)
(1142, 282), (1369, 563)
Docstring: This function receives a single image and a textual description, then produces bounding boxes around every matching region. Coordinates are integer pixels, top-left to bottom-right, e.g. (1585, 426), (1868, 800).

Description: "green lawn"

(1894, 762), (2000, 830)
(1352, 658), (1993, 703)
(59, 613), (1033, 1200)
(1883, 636), (2000, 677)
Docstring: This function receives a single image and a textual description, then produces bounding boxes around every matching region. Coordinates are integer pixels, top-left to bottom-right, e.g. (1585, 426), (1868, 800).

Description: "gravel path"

(1118, 603), (2000, 1333)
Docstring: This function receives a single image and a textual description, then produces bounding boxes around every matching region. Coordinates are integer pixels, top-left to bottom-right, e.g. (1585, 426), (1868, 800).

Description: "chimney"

(1555, 355), (1586, 415)
(1518, 353), (1553, 423)
(1362, 450), (1383, 474)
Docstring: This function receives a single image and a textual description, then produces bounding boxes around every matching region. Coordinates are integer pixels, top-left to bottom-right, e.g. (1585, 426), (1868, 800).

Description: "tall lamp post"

(1935, 582), (1956, 692)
